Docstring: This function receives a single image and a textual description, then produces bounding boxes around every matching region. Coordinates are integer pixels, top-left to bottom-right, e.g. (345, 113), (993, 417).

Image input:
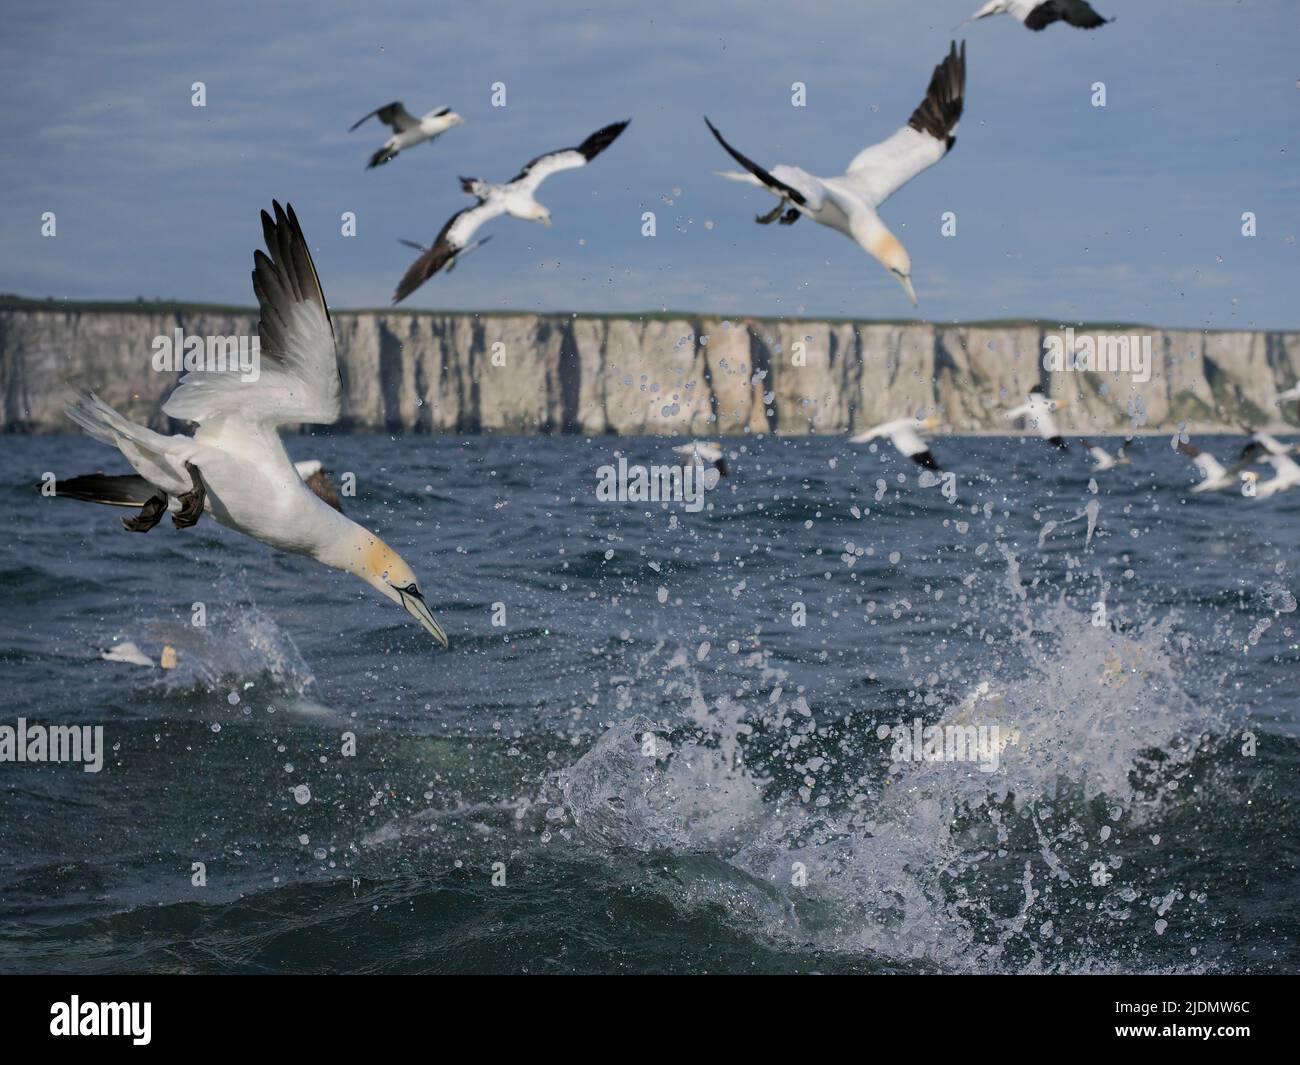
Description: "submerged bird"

(672, 441), (729, 476)
(959, 0), (1111, 31)
(393, 120), (630, 302)
(849, 416), (942, 469)
(1080, 437), (1131, 471)
(60, 202), (449, 648)
(350, 102), (463, 169)
(1004, 387), (1069, 449)
(706, 41), (966, 306)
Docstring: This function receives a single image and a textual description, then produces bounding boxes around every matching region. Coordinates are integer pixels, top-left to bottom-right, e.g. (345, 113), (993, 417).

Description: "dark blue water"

(1, 433), (1296, 973)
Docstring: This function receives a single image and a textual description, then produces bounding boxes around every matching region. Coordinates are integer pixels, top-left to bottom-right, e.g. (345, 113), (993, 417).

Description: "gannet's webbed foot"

(172, 463), (206, 528)
(755, 202), (785, 225)
(778, 208), (801, 225)
(121, 493), (168, 533)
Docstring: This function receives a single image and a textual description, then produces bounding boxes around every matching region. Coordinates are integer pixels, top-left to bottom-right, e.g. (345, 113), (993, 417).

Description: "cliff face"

(2, 306), (1298, 434)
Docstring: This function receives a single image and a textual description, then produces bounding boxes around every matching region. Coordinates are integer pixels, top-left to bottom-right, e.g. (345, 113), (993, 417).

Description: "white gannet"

(349, 102), (463, 169)
(1243, 453), (1300, 498)
(705, 41), (966, 306)
(849, 416), (942, 469)
(393, 120), (630, 301)
(62, 202), (449, 648)
(960, 0), (1111, 31)
(1004, 387), (1069, 449)
(1080, 437), (1131, 471)
(1239, 426), (1295, 459)
(1175, 440), (1252, 493)
(1278, 382), (1300, 405)
(672, 440), (728, 476)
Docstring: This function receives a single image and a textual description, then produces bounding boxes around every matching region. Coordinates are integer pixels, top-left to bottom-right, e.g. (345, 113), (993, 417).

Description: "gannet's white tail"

(713, 169), (768, 189)
(65, 391), (196, 497)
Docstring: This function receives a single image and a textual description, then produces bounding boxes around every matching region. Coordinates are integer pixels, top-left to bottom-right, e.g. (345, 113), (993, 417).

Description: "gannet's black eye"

(395, 582), (421, 599)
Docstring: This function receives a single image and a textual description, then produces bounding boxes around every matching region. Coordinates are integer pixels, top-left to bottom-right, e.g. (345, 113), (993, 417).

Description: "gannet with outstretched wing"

(1244, 453), (1300, 498)
(393, 120), (630, 302)
(1278, 382), (1300, 405)
(1004, 387), (1068, 449)
(705, 41), (966, 306)
(960, 0), (1111, 31)
(61, 202), (448, 647)
(849, 416), (942, 469)
(1080, 438), (1131, 471)
(1176, 440), (1251, 493)
(350, 102), (463, 169)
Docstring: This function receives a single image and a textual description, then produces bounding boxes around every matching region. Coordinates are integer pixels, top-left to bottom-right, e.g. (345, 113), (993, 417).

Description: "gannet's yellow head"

(342, 529), (449, 648)
(870, 231), (917, 305)
(531, 204), (552, 227)
(920, 415), (941, 431)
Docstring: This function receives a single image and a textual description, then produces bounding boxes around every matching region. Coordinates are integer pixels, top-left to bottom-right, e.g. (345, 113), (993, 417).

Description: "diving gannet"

(1081, 438), (1131, 471)
(705, 41), (966, 306)
(672, 441), (729, 476)
(62, 202), (449, 648)
(960, 0), (1110, 31)
(1004, 387), (1069, 449)
(849, 416), (942, 469)
(1176, 440), (1253, 493)
(350, 102), (463, 169)
(393, 120), (630, 301)
(1243, 452), (1300, 497)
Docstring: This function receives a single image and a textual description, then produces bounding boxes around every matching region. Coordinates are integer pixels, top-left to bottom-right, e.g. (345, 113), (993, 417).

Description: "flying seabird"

(1243, 453), (1300, 498)
(672, 441), (729, 476)
(61, 202), (449, 648)
(1080, 437), (1131, 471)
(350, 102), (463, 169)
(1004, 387), (1069, 449)
(705, 41), (966, 305)
(849, 416), (942, 469)
(392, 120), (630, 302)
(1278, 382), (1300, 405)
(1175, 440), (1254, 493)
(959, 0), (1111, 31)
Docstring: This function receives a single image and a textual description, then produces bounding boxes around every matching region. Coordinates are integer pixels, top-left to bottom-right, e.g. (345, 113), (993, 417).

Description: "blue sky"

(1, 0), (1297, 327)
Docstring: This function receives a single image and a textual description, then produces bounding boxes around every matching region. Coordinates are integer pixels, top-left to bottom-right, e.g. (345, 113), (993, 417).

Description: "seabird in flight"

(849, 416), (942, 469)
(1175, 439), (1254, 493)
(959, 0), (1111, 31)
(350, 102), (463, 169)
(61, 202), (449, 647)
(392, 120), (630, 302)
(1004, 387), (1069, 449)
(705, 41), (966, 305)
(1081, 438), (1131, 471)
(1243, 452), (1300, 498)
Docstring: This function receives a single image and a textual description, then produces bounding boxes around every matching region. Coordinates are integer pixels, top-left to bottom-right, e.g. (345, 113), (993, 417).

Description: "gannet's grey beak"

(396, 586), (449, 649)
(900, 275), (918, 306)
